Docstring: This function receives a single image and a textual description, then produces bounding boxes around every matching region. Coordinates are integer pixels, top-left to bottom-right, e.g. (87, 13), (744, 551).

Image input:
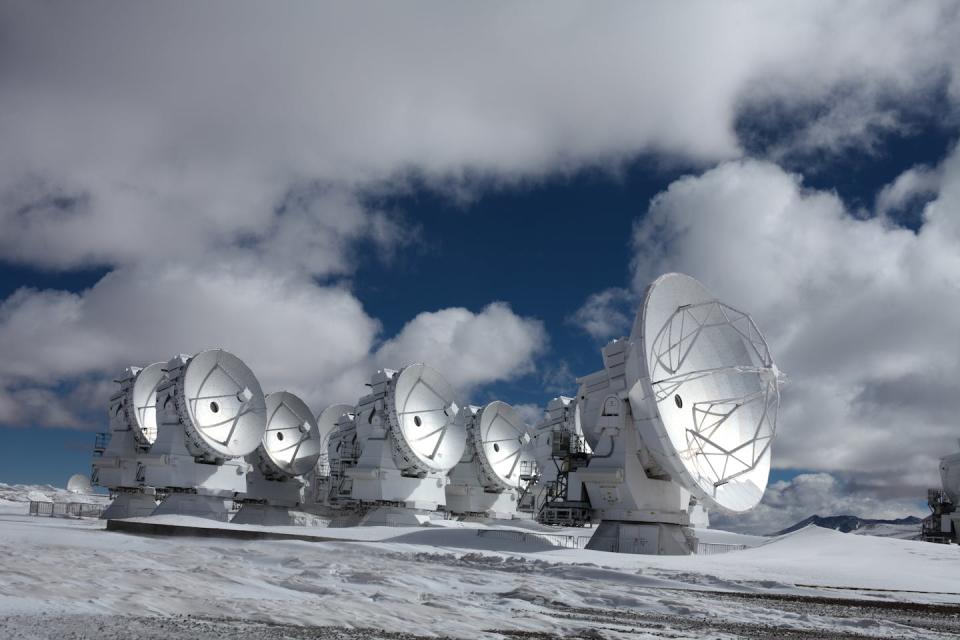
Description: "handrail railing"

(29, 500), (104, 519)
(476, 528), (590, 549)
(696, 541), (747, 555)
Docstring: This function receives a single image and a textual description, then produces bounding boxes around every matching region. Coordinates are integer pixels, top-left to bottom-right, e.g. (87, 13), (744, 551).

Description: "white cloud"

(0, 260), (378, 421)
(0, 177), (408, 278)
(2, 3), (959, 271)
(374, 303), (547, 393)
(876, 164), (942, 218)
(628, 144), (960, 498)
(740, 85), (910, 165)
(711, 472), (925, 535)
(512, 403), (547, 431)
(567, 287), (635, 340)
(541, 360), (578, 396)
(0, 261), (546, 428)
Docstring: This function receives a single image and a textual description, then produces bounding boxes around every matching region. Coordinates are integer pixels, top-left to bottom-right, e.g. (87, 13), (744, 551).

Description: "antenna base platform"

(99, 492), (158, 520)
(241, 462), (306, 508)
(232, 504), (330, 526)
(151, 493), (231, 521)
(445, 485), (521, 520)
(342, 465), (448, 510)
(586, 520), (697, 555)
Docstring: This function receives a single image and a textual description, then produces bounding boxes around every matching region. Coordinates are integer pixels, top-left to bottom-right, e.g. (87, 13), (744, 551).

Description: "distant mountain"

(0, 482), (108, 507)
(772, 514), (923, 537)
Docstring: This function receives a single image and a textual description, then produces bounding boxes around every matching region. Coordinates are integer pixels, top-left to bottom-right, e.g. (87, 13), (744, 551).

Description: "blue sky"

(2, 2), (960, 533)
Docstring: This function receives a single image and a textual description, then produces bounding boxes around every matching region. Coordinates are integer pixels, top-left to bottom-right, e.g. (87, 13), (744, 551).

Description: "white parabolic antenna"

(258, 391), (323, 477)
(67, 473), (92, 494)
(177, 349), (266, 459)
(474, 401), (535, 490)
(387, 363), (465, 473)
(126, 361), (165, 445)
(318, 404), (354, 451)
(633, 273), (781, 512)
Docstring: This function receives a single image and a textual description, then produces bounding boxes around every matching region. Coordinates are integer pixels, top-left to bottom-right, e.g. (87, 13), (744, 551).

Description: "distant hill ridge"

(0, 482), (108, 505)
(772, 514), (922, 536)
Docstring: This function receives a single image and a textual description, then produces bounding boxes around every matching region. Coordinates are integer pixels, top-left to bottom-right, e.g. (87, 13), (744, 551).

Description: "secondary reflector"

(636, 273), (781, 512)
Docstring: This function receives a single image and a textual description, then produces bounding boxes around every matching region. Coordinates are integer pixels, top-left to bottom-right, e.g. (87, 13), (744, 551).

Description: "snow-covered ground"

(1, 509), (959, 639)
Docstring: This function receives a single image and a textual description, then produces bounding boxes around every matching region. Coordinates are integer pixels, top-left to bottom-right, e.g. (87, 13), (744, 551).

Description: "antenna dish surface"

(130, 362), (165, 445)
(67, 473), (92, 494)
(387, 363), (465, 473)
(261, 391), (322, 477)
(637, 273), (780, 512)
(318, 404), (354, 446)
(180, 349), (266, 459)
(475, 401), (534, 489)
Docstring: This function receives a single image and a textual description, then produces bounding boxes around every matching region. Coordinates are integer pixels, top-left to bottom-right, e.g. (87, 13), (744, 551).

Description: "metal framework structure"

(922, 446), (960, 544)
(93, 432), (110, 457)
(515, 460), (538, 513)
(537, 429), (592, 526)
(922, 488), (956, 543)
(647, 300), (779, 496)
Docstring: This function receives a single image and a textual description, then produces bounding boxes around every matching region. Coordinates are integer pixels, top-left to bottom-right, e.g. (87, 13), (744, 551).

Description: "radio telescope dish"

(474, 401), (534, 490)
(636, 273), (780, 512)
(128, 362), (165, 445)
(318, 404), (353, 450)
(177, 349), (266, 459)
(67, 473), (92, 494)
(387, 363), (465, 474)
(258, 391), (322, 477)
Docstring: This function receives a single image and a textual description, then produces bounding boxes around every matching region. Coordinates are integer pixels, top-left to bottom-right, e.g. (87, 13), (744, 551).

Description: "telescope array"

(89, 272), (783, 555)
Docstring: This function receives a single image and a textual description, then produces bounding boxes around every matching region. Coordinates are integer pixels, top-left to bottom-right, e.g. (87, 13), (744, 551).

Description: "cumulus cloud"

(628, 144), (960, 500)
(374, 303), (547, 392)
(2, 3), (960, 271)
(737, 85), (919, 166)
(0, 262), (545, 429)
(0, 261), (377, 421)
(711, 472), (926, 535)
(512, 403), (548, 430)
(875, 163), (942, 220)
(567, 288), (636, 340)
(540, 360), (578, 396)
